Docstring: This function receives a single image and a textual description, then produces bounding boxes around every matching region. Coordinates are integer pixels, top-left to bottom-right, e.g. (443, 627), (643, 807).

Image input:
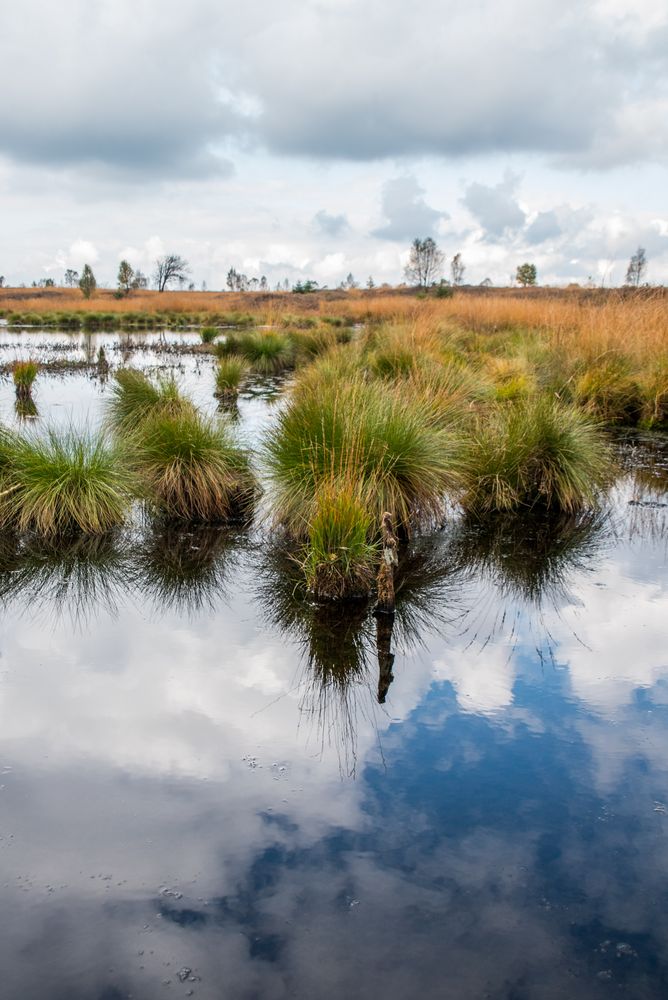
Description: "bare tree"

(625, 247), (647, 287)
(404, 237), (444, 288)
(450, 253), (465, 286)
(64, 268), (79, 287)
(0, 275), (4, 288)
(154, 254), (190, 292)
(131, 269), (148, 289)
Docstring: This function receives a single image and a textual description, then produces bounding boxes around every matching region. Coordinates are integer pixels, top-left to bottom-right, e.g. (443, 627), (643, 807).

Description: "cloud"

(525, 210), (563, 244)
(1, 0), (667, 175)
(313, 210), (350, 237)
(462, 175), (526, 238)
(373, 176), (447, 242)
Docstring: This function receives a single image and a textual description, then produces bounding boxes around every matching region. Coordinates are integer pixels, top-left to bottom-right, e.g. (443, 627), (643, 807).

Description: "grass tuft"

(459, 396), (613, 515)
(300, 478), (378, 600)
(266, 376), (460, 536)
(12, 360), (39, 399)
(9, 428), (133, 536)
(107, 368), (194, 431)
(214, 356), (249, 399)
(128, 408), (256, 523)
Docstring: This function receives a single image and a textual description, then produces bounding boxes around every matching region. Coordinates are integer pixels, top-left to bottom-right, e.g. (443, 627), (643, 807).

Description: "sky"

(1, 0), (667, 290)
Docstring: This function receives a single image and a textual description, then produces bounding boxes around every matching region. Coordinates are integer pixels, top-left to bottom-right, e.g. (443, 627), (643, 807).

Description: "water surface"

(0, 333), (667, 999)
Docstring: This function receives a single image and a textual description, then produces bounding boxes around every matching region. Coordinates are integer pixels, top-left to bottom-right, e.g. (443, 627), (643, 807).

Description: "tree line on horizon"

(0, 241), (651, 297)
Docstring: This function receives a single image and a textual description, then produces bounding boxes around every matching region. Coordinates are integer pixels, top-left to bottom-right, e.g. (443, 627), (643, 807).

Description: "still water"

(0, 332), (667, 999)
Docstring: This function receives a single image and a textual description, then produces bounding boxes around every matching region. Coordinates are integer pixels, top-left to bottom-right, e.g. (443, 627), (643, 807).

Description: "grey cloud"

(462, 176), (525, 238)
(1, 0), (667, 175)
(313, 211), (350, 237)
(526, 211), (562, 245)
(373, 176), (447, 242)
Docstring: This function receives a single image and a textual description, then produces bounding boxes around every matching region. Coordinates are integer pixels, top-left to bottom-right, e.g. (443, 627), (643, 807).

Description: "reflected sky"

(0, 337), (667, 998)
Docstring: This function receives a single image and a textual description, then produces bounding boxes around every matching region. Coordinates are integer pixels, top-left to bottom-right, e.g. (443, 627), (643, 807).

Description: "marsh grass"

(9, 429), (133, 536)
(459, 396), (613, 515)
(217, 330), (295, 373)
(128, 408), (256, 523)
(214, 356), (249, 399)
(266, 376), (460, 536)
(300, 478), (378, 600)
(107, 368), (194, 431)
(200, 326), (220, 344)
(12, 360), (39, 399)
(574, 358), (645, 425)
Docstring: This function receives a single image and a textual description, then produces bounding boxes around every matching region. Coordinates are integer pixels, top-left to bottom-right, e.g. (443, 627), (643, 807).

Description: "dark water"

(0, 333), (667, 999)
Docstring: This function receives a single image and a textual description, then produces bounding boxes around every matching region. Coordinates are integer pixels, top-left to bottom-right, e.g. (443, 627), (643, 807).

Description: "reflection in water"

(0, 524), (246, 626)
(14, 396), (38, 420)
(449, 508), (608, 605)
(0, 348), (667, 997)
(256, 544), (467, 774)
(136, 522), (245, 616)
(0, 530), (131, 625)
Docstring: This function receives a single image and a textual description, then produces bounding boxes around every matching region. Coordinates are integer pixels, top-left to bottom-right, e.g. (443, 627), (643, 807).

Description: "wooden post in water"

(375, 512), (398, 615)
(375, 512), (398, 702)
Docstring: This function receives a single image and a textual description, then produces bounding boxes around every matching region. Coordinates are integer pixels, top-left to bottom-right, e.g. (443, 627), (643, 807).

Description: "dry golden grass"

(2, 287), (667, 363)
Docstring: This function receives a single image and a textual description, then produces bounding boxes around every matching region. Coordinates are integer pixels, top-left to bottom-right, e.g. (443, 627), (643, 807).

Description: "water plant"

(266, 376), (460, 536)
(128, 408), (256, 523)
(300, 478), (378, 600)
(107, 368), (193, 431)
(459, 396), (613, 515)
(200, 326), (220, 344)
(12, 359), (39, 400)
(214, 356), (249, 402)
(9, 428), (133, 536)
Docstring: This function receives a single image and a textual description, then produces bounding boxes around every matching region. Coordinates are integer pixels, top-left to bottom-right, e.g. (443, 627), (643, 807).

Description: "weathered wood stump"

(375, 512), (398, 615)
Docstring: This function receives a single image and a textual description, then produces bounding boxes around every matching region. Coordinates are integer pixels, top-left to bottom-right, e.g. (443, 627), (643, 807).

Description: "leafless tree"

(154, 254), (190, 292)
(404, 238), (444, 288)
(450, 253), (465, 286)
(625, 247), (647, 287)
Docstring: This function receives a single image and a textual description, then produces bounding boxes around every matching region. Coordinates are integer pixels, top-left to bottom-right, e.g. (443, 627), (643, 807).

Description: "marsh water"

(1, 329), (668, 999)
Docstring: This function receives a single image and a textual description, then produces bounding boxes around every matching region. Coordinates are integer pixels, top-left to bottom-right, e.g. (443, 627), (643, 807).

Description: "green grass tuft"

(9, 428), (133, 537)
(266, 376), (460, 536)
(300, 478), (378, 600)
(12, 360), (39, 398)
(214, 356), (249, 398)
(459, 396), (613, 515)
(128, 408), (256, 523)
(107, 368), (194, 431)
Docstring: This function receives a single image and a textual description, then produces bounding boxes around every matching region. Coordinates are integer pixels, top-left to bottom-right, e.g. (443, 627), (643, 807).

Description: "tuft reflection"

(0, 530), (133, 625)
(136, 523), (245, 617)
(256, 542), (466, 774)
(14, 396), (39, 421)
(0, 524), (246, 627)
(446, 509), (609, 663)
